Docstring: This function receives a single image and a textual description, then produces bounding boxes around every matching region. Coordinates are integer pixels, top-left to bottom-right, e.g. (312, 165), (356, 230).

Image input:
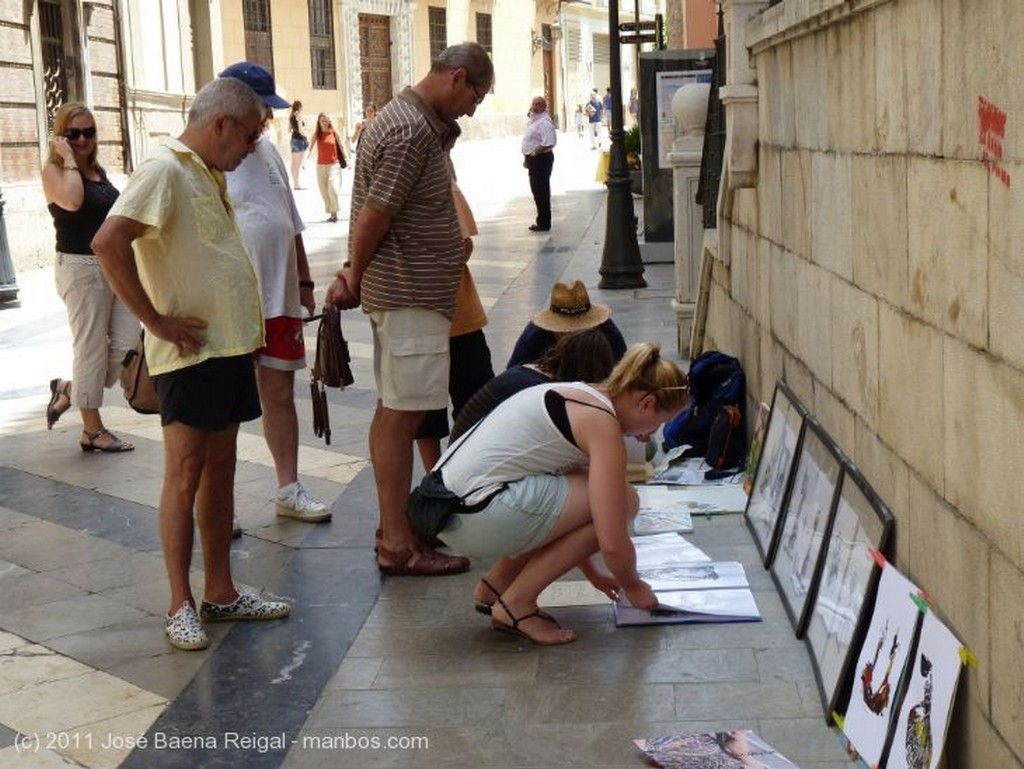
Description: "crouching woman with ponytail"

(436, 342), (690, 645)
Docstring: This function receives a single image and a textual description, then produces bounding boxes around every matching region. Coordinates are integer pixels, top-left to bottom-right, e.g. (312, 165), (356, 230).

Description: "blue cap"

(219, 62), (290, 109)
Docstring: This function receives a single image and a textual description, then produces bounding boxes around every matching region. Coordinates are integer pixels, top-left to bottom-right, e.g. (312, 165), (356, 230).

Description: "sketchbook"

(614, 587), (761, 626)
(635, 729), (799, 769)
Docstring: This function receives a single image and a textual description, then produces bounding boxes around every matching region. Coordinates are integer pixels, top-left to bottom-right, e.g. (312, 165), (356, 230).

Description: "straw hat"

(532, 280), (612, 333)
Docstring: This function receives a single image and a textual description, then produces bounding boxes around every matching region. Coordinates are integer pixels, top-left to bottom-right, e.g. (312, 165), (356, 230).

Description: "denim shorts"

(439, 474), (568, 558)
(290, 136), (308, 153)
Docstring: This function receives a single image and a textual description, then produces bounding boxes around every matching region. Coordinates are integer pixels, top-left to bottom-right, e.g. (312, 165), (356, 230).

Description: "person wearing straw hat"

(506, 279), (627, 368)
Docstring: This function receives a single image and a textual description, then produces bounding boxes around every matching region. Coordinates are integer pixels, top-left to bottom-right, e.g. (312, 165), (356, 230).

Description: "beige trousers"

(316, 163), (340, 216)
(54, 253), (140, 408)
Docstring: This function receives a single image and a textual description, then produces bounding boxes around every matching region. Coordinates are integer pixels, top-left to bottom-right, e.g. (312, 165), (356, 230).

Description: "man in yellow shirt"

(92, 77), (291, 651)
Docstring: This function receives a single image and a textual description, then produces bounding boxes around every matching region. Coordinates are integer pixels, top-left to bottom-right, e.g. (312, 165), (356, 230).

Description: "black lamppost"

(598, 0), (646, 289)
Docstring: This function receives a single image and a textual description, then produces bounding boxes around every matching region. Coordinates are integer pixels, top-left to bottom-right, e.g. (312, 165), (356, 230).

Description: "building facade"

(703, 1), (1024, 766)
(3, 0), (643, 269)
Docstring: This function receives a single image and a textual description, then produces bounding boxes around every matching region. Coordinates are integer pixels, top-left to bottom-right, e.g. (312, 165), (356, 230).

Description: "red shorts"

(256, 316), (306, 371)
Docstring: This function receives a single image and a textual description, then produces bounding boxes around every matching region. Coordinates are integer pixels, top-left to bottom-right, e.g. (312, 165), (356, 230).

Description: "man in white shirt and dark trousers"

(522, 96), (557, 233)
(221, 62), (331, 524)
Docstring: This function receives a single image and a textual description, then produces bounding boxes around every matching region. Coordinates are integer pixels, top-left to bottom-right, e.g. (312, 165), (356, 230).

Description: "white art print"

(632, 533), (711, 569)
(770, 422), (842, 633)
(805, 471), (892, 714)
(886, 612), (963, 769)
(842, 566), (922, 767)
(638, 561), (748, 592)
(745, 383), (805, 563)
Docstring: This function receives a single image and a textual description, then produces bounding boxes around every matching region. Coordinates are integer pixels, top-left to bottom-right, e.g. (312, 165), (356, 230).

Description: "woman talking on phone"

(41, 103), (139, 453)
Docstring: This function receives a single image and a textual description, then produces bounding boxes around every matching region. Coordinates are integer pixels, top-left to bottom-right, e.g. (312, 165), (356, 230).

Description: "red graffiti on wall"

(978, 96), (1010, 188)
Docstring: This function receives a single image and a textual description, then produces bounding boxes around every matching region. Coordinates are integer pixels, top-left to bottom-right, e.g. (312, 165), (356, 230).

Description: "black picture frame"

(769, 417), (844, 638)
(803, 465), (894, 722)
(744, 380), (807, 567)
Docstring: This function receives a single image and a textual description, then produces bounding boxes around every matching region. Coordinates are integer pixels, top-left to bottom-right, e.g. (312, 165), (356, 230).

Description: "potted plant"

(623, 123), (643, 195)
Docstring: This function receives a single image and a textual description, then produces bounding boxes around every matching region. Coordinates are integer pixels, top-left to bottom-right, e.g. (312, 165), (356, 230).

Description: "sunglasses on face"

(63, 127), (96, 141)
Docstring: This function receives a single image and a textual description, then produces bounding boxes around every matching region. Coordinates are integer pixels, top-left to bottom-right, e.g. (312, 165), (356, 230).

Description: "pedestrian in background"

(221, 62), (331, 524)
(288, 101), (308, 189)
(92, 77), (291, 651)
(326, 42), (494, 577)
(522, 95), (556, 233)
(628, 88), (640, 125)
(351, 102), (377, 147)
(586, 89), (603, 149)
(309, 113), (346, 222)
(41, 102), (139, 452)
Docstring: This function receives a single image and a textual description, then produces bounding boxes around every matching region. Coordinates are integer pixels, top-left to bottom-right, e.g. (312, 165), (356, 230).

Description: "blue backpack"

(662, 351), (747, 471)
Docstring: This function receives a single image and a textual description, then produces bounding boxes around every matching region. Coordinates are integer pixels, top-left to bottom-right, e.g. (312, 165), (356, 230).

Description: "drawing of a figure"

(860, 621), (900, 714)
(904, 655), (934, 769)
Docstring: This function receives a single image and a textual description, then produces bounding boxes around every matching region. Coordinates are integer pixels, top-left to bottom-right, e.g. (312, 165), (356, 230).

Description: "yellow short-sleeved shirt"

(109, 138), (264, 376)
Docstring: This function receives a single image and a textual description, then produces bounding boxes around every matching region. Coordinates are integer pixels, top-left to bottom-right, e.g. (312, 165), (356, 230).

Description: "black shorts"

(154, 354), (262, 431)
(415, 330), (494, 440)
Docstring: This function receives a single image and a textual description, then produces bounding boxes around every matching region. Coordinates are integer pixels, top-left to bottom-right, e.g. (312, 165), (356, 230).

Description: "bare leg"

(370, 402), (424, 560)
(256, 366), (299, 487)
(415, 437), (442, 474)
(195, 423), (241, 605)
(159, 422), (210, 613)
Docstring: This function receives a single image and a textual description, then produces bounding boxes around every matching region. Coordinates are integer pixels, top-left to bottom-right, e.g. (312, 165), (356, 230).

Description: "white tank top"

(440, 382), (615, 505)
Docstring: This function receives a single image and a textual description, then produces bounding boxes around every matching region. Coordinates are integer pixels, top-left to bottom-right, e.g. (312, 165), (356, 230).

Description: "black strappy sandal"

(490, 593), (575, 646)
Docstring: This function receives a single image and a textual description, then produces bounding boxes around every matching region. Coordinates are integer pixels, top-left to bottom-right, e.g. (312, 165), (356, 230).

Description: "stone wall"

(707, 0), (1024, 765)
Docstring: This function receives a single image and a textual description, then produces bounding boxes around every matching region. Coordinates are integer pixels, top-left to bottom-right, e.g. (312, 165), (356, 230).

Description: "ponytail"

(604, 343), (689, 412)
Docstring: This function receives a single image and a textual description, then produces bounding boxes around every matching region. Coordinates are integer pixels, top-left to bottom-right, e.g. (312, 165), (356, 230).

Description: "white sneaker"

(275, 481), (331, 523)
(165, 601), (209, 651)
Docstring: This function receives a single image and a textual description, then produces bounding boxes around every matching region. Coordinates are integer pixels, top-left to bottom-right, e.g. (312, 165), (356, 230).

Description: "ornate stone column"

(669, 82), (710, 355)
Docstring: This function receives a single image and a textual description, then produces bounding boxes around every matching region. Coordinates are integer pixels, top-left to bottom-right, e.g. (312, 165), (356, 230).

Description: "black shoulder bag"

(404, 420), (488, 541)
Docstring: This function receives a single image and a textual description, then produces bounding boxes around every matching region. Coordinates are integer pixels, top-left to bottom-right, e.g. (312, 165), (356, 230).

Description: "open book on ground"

(618, 544), (761, 626)
(635, 729), (799, 768)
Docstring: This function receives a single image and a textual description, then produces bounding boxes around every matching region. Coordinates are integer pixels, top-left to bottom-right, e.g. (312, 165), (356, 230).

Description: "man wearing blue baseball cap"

(220, 63), (332, 526)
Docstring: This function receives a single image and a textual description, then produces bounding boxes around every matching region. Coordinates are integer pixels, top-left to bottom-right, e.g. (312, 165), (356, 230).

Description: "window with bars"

(308, 0), (336, 89)
(243, 0), (274, 74)
(39, 0), (68, 131)
(475, 12), (492, 55)
(428, 7), (447, 61)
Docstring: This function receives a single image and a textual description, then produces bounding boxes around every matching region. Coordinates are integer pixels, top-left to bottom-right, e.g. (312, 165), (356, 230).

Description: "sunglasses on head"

(63, 127), (96, 141)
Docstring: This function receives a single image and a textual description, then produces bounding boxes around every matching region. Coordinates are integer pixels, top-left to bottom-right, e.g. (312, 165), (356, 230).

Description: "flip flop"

(377, 545), (469, 577)
(490, 593), (575, 646)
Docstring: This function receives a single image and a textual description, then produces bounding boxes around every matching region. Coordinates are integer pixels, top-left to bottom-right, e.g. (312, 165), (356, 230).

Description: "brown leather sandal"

(376, 545), (469, 577)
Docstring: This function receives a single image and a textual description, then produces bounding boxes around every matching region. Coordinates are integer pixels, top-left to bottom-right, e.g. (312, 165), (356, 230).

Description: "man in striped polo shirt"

(327, 43), (494, 576)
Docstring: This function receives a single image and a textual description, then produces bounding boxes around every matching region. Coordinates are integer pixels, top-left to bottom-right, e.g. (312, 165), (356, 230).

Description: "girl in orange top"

(308, 113), (346, 222)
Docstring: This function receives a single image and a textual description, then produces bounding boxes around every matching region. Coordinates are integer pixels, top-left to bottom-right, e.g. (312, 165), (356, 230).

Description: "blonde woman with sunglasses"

(41, 103), (139, 452)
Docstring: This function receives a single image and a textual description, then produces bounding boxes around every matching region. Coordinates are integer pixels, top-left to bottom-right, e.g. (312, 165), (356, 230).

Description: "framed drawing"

(803, 466), (894, 720)
(885, 611), (964, 769)
(769, 418), (843, 637)
(744, 380), (807, 566)
(841, 565), (923, 769)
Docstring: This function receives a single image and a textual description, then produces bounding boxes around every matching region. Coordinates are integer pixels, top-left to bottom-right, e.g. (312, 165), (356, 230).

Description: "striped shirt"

(350, 87), (465, 317)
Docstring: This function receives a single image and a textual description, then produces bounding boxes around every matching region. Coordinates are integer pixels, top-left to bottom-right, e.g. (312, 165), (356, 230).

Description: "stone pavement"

(0, 134), (855, 768)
